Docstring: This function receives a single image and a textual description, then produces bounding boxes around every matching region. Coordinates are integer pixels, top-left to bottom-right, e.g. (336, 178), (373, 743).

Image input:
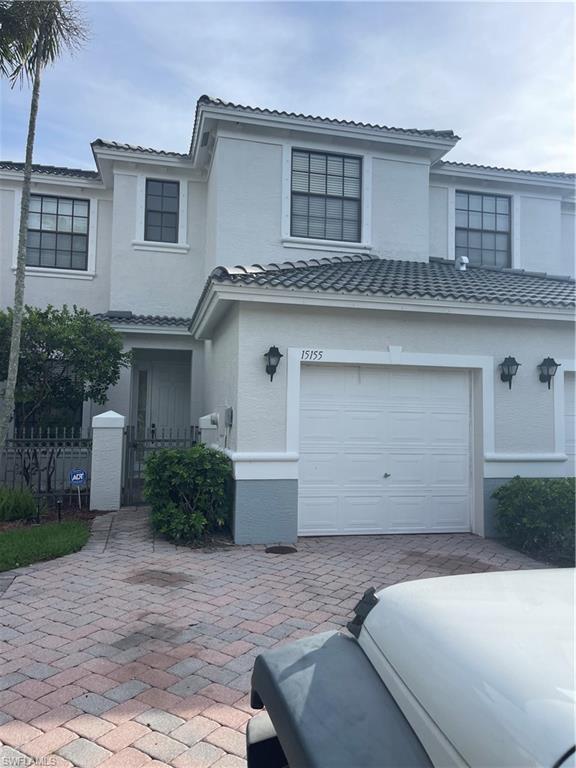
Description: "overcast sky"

(1, 1), (574, 172)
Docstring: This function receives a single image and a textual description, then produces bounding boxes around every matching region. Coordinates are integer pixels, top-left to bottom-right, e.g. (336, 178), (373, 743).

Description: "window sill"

(281, 237), (372, 254)
(12, 266), (95, 280)
(132, 240), (190, 254)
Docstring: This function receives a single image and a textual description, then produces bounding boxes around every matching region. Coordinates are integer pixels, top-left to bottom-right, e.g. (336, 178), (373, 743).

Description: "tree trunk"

(0, 48), (43, 448)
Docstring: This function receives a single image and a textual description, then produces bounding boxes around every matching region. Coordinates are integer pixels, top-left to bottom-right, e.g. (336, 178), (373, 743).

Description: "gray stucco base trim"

(233, 479), (298, 545)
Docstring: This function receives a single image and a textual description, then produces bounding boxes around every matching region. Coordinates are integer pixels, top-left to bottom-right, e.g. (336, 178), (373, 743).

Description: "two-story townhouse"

(1, 95), (574, 544)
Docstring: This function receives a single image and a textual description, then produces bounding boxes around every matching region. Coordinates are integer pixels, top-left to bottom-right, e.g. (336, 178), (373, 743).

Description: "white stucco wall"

(560, 207), (575, 277)
(203, 306), (239, 451)
(429, 185), (449, 259)
(228, 302), (574, 472)
(109, 167), (207, 316)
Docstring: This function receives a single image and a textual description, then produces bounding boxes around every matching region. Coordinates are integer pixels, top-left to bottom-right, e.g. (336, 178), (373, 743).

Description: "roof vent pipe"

(455, 254), (469, 272)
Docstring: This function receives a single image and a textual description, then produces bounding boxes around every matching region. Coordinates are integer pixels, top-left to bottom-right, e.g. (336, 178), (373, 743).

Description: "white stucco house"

(1, 96), (574, 543)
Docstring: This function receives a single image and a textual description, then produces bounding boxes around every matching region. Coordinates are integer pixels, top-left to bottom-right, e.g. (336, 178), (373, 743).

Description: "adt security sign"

(69, 468), (87, 486)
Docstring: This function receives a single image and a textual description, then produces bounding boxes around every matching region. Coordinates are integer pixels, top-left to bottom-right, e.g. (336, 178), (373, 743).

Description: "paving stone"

(20, 726), (78, 759)
(167, 659), (207, 678)
(168, 676), (209, 697)
(0, 720), (42, 747)
(172, 741), (225, 768)
(205, 726), (246, 758)
(202, 704), (250, 730)
(21, 662), (60, 680)
(134, 708), (185, 735)
(103, 700), (151, 725)
(70, 692), (116, 715)
(0, 672), (25, 691)
(212, 755), (246, 768)
(30, 705), (80, 731)
(170, 716), (220, 747)
(97, 747), (152, 768)
(58, 737), (112, 768)
(107, 680), (150, 703)
(2, 697), (49, 722)
(97, 721), (151, 751)
(66, 713), (116, 739)
(0, 746), (33, 767)
(133, 732), (187, 762)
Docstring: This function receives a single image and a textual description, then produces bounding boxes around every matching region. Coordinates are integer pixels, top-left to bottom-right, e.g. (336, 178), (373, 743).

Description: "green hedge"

(144, 445), (232, 543)
(493, 476), (575, 565)
(0, 486), (36, 522)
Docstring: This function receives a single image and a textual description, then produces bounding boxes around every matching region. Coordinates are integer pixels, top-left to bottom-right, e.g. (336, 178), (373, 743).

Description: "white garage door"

(299, 365), (472, 535)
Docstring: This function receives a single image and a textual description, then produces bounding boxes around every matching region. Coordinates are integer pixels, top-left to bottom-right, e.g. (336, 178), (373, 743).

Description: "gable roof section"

(91, 139), (188, 159)
(0, 160), (99, 180)
(210, 254), (575, 308)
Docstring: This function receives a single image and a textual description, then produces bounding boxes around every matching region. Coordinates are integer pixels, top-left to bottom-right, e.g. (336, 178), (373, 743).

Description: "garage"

(298, 364), (472, 535)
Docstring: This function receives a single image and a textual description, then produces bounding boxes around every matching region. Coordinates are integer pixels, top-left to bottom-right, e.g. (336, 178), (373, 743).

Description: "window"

(26, 195), (89, 270)
(455, 191), (511, 267)
(291, 150), (361, 242)
(145, 179), (179, 243)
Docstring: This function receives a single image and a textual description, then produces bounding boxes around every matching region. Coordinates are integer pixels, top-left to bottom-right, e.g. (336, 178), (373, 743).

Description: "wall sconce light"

(264, 346), (283, 381)
(537, 357), (560, 389)
(499, 356), (520, 390)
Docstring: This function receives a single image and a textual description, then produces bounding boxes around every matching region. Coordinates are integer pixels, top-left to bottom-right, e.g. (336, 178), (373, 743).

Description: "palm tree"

(0, 1), (88, 447)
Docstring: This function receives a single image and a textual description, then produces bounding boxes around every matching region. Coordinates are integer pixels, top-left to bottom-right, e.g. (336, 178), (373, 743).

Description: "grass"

(0, 521), (90, 572)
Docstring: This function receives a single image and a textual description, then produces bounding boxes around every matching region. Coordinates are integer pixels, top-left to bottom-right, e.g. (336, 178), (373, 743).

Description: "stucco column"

(90, 410), (125, 511)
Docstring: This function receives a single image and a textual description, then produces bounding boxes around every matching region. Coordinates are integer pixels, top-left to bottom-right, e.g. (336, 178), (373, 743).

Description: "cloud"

(1, 1), (573, 171)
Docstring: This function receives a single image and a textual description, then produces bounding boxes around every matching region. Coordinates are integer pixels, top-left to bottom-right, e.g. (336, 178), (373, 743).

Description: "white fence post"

(90, 410), (125, 511)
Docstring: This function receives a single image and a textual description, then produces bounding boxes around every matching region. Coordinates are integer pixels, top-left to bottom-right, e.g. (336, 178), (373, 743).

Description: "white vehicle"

(247, 569), (575, 768)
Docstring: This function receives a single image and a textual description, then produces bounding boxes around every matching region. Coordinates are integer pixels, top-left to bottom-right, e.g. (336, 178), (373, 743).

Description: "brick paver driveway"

(0, 509), (541, 768)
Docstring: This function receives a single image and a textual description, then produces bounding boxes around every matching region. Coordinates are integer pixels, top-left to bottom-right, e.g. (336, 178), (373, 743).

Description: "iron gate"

(122, 425), (200, 506)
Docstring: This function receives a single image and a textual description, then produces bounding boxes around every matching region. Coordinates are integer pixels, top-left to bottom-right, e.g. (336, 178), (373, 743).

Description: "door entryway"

(298, 364), (472, 535)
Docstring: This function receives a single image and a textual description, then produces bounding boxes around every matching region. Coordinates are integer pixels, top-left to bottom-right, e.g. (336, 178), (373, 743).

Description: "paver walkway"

(0, 509), (542, 767)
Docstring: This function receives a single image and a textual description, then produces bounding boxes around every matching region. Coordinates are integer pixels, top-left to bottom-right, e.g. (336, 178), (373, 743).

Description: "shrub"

(0, 486), (36, 522)
(493, 476), (575, 566)
(144, 445), (232, 543)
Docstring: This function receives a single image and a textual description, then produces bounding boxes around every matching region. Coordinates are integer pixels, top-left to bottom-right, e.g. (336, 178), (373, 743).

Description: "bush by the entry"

(493, 476), (575, 566)
(144, 445), (232, 543)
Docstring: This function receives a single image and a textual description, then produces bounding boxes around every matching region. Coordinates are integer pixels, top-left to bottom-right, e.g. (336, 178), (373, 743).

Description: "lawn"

(0, 521), (90, 572)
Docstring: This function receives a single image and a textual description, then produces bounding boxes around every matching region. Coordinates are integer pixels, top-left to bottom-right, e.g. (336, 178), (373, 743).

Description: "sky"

(1, 1), (574, 172)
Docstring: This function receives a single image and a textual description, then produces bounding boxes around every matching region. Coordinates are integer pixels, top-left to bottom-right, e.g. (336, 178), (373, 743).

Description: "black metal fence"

(0, 427), (92, 511)
(122, 425), (200, 506)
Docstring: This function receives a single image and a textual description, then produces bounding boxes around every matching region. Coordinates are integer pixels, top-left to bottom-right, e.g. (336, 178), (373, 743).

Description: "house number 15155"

(301, 349), (324, 361)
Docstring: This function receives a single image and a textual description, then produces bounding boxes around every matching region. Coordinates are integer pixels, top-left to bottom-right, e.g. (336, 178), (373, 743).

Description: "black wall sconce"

(264, 346), (283, 381)
(538, 357), (560, 389)
(499, 356), (520, 389)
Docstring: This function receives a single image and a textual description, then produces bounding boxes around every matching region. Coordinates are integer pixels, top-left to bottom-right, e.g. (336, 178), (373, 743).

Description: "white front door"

(298, 365), (472, 535)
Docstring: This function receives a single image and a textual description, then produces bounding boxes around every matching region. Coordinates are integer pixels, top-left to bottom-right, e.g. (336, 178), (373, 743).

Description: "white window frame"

(10, 187), (98, 280)
(281, 143), (372, 253)
(132, 174), (189, 253)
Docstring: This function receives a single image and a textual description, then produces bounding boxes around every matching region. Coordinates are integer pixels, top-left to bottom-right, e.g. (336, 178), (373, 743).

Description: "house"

(0, 95), (574, 544)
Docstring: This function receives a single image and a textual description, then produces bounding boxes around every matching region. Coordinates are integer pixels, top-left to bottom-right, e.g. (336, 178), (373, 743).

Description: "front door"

(134, 360), (191, 436)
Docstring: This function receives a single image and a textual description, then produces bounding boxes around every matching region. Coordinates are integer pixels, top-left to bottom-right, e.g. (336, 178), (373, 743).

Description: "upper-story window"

(145, 179), (179, 243)
(455, 191), (511, 267)
(26, 195), (89, 270)
(291, 150), (361, 242)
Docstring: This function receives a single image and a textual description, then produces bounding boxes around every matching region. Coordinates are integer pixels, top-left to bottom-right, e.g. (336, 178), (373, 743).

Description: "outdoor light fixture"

(264, 346), (283, 381)
(499, 356), (520, 389)
(538, 357), (560, 389)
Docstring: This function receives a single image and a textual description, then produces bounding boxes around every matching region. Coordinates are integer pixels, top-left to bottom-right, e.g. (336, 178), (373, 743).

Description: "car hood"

(358, 569), (575, 768)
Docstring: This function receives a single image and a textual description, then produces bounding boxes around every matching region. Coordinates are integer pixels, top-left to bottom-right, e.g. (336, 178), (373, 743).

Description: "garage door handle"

(383, 472), (391, 479)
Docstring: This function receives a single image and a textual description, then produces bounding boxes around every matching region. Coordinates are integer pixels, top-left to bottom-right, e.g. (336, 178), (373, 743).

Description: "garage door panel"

(387, 411), (428, 444)
(300, 408), (341, 444)
(429, 413), (469, 445)
(387, 495), (430, 532)
(299, 451), (340, 484)
(386, 453), (427, 485)
(298, 496), (341, 533)
(299, 365), (472, 535)
(341, 496), (383, 532)
(430, 453), (469, 485)
(430, 496), (470, 530)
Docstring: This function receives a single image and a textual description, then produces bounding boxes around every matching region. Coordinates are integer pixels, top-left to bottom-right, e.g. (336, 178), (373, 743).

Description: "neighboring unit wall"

(203, 306), (239, 451)
(429, 185), (449, 259)
(0, 184), (112, 313)
(560, 204), (575, 276)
